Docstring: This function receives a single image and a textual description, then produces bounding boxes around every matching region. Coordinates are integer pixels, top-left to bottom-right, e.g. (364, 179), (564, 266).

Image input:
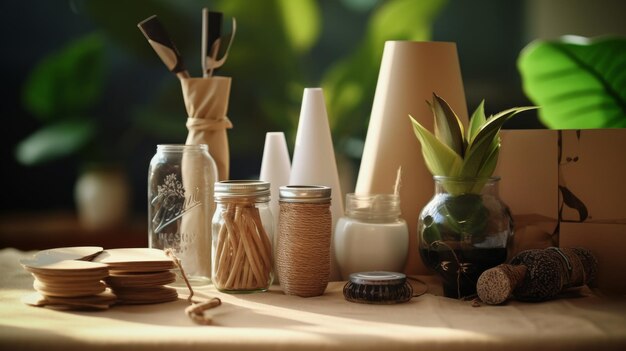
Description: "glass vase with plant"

(410, 93), (535, 298)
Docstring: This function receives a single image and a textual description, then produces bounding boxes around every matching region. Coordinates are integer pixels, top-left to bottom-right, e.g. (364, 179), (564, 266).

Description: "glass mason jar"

(212, 180), (274, 293)
(148, 144), (217, 285)
(334, 194), (409, 280)
(418, 176), (513, 299)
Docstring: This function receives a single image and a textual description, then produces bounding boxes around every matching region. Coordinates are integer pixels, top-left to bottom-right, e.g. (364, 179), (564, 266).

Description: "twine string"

(550, 247), (587, 289)
(277, 202), (331, 297)
(165, 249), (194, 303)
(499, 264), (528, 290)
(165, 249), (221, 325)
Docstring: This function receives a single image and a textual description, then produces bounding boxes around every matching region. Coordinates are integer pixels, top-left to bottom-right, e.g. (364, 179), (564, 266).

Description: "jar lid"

(345, 194), (401, 219)
(214, 180), (270, 199)
(348, 271), (406, 286)
(279, 185), (331, 203)
(157, 144), (208, 151)
(344, 271), (413, 304)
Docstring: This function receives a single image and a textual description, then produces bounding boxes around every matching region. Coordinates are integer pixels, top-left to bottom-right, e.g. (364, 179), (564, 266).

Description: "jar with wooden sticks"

(211, 180), (274, 293)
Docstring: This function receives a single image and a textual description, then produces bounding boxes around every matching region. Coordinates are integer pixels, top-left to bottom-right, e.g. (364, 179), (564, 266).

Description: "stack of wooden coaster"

(20, 247), (116, 310)
(94, 248), (178, 305)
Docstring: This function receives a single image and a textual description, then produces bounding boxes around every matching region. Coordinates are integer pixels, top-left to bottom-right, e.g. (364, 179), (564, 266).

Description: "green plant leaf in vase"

(411, 94), (535, 245)
(410, 94), (536, 195)
(409, 114), (463, 178)
(430, 93), (465, 157)
(466, 99), (485, 144)
(460, 106), (537, 186)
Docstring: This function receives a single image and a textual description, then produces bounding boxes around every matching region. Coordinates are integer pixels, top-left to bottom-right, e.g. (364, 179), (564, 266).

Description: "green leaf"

(369, 0), (446, 45)
(409, 115), (462, 177)
(22, 33), (105, 120)
(277, 0), (321, 53)
(476, 139), (500, 178)
(431, 93), (465, 157)
(461, 107), (536, 178)
(467, 100), (486, 144)
(322, 0), (447, 138)
(15, 120), (96, 166)
(518, 36), (626, 128)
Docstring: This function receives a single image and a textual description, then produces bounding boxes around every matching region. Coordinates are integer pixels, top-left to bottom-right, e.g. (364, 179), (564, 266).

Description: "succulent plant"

(409, 93), (535, 194)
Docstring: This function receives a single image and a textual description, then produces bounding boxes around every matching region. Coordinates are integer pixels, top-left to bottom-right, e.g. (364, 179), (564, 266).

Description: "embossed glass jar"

(212, 180), (274, 293)
(148, 144), (217, 285)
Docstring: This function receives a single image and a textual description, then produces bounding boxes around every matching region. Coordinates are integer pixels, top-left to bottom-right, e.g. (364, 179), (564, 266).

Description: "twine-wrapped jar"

(277, 185), (332, 297)
(211, 181), (274, 293)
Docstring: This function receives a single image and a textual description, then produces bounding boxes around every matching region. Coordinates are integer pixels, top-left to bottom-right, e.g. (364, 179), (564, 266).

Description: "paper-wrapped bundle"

(181, 77), (233, 181)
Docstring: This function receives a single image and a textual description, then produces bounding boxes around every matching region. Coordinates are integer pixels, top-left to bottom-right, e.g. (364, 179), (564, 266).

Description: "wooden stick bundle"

(214, 202), (272, 291)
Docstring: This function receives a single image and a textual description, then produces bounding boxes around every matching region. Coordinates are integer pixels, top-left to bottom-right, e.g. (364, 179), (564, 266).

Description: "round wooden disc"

(94, 248), (175, 273)
(106, 271), (177, 288)
(34, 246), (104, 262)
(21, 259), (109, 277)
(34, 279), (106, 298)
(112, 286), (178, 305)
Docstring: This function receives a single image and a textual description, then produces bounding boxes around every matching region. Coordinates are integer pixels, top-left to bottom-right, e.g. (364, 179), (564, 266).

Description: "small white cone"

(290, 87), (344, 281)
(259, 131), (291, 283)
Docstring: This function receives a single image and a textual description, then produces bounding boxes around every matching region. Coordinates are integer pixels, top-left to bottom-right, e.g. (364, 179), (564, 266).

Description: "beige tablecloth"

(1, 248), (625, 351)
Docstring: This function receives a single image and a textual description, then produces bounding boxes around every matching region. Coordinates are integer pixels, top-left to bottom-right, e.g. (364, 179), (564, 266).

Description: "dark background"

(1, 0), (624, 219)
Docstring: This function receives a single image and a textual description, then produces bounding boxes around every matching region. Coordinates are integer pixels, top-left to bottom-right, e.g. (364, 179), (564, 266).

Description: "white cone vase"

(259, 131), (291, 282)
(355, 41), (468, 275)
(290, 88), (344, 281)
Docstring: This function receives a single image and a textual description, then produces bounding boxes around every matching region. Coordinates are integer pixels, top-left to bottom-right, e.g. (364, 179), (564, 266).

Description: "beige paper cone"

(355, 41), (468, 275)
(181, 77), (233, 181)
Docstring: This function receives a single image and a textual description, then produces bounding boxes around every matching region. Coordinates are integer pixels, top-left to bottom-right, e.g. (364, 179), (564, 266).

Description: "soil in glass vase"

(418, 176), (513, 299)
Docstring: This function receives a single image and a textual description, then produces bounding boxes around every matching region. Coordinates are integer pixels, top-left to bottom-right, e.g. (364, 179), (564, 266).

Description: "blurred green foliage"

(16, 0), (447, 172)
(322, 0), (445, 152)
(518, 36), (626, 129)
(16, 33), (103, 165)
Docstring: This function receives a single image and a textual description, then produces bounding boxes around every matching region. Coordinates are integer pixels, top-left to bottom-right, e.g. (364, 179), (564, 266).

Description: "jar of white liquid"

(334, 194), (409, 280)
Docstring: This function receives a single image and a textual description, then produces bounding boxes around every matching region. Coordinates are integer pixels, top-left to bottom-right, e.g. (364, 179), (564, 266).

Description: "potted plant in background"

(14, 33), (131, 230)
(410, 93), (535, 298)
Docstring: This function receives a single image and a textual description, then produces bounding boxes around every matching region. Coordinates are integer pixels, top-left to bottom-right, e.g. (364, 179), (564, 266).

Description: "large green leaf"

(22, 33), (104, 120)
(518, 36), (626, 128)
(15, 120), (96, 166)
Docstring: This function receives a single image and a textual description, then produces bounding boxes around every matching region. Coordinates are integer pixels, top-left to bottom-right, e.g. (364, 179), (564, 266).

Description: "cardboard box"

(496, 129), (626, 293)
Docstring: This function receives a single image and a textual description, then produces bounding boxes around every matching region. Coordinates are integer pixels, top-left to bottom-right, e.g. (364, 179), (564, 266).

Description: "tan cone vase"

(355, 41), (468, 275)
